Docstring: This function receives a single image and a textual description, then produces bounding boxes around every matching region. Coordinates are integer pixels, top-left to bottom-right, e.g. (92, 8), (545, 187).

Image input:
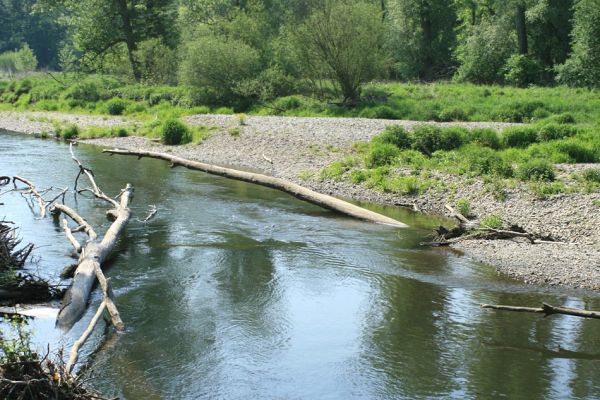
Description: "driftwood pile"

(423, 204), (556, 246)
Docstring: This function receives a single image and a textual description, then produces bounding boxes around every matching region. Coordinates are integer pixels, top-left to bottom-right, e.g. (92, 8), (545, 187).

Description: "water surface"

(1, 131), (600, 399)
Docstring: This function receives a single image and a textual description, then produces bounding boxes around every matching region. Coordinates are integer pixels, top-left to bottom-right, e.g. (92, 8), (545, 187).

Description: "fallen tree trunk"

(481, 303), (600, 319)
(53, 184), (132, 331)
(103, 148), (407, 227)
(50, 144), (133, 331)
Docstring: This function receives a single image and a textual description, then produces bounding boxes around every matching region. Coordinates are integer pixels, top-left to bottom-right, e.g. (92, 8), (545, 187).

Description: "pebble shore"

(2, 111), (599, 290)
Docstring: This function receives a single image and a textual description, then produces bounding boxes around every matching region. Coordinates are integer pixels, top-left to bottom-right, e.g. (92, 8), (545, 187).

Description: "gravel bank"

(0, 111), (131, 134)
(2, 112), (598, 290)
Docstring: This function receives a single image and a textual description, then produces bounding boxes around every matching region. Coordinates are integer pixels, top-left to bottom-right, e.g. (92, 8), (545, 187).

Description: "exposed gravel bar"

(2, 112), (599, 290)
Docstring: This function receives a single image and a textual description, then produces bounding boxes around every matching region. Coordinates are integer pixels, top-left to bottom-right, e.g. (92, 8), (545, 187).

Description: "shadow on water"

(2, 131), (600, 399)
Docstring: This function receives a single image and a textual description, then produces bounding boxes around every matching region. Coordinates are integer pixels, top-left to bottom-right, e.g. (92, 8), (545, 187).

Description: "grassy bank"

(2, 74), (600, 128)
(321, 123), (600, 201)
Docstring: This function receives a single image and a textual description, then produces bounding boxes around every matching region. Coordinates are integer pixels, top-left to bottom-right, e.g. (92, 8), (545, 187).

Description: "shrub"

(554, 113), (576, 124)
(460, 145), (513, 177)
(106, 98), (127, 115)
(582, 168), (600, 183)
(494, 101), (547, 123)
(412, 126), (441, 155)
(61, 125), (79, 140)
(135, 38), (177, 85)
(537, 124), (578, 142)
(178, 35), (261, 102)
(502, 127), (539, 148)
(294, 1), (387, 102)
(64, 81), (101, 102)
(373, 126), (412, 149)
(160, 119), (192, 145)
(365, 143), (400, 168)
(468, 128), (501, 149)
(436, 107), (469, 122)
(455, 21), (515, 84)
(504, 54), (542, 87)
(438, 127), (467, 151)
(517, 159), (555, 181)
(114, 128), (128, 137)
(456, 198), (471, 217)
(480, 214), (503, 229)
(359, 105), (399, 119)
(553, 140), (597, 163)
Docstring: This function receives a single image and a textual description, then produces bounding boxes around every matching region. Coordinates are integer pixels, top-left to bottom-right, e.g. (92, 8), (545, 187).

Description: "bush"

(178, 35), (261, 102)
(554, 113), (576, 124)
(504, 54), (542, 87)
(460, 145), (513, 177)
(553, 140), (597, 163)
(456, 198), (471, 217)
(537, 123), (578, 142)
(373, 126), (412, 149)
(135, 38), (177, 85)
(455, 21), (515, 84)
(60, 125), (79, 140)
(359, 105), (400, 119)
(480, 214), (503, 229)
(365, 143), (400, 168)
(517, 159), (555, 181)
(294, 1), (387, 102)
(106, 98), (127, 115)
(412, 126), (441, 154)
(64, 81), (101, 102)
(160, 119), (192, 145)
(494, 101), (547, 123)
(502, 127), (539, 148)
(582, 168), (600, 183)
(436, 107), (469, 122)
(468, 128), (501, 149)
(114, 127), (128, 137)
(438, 127), (467, 151)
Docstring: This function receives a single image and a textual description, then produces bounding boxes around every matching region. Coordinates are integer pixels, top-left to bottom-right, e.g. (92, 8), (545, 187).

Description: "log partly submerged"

(51, 144), (132, 331)
(481, 303), (600, 320)
(103, 148), (408, 228)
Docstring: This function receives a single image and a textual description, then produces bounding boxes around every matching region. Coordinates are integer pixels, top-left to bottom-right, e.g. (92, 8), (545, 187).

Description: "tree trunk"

(516, 3), (528, 55)
(116, 0), (140, 81)
(54, 184), (133, 330)
(420, 2), (434, 81)
(103, 149), (408, 228)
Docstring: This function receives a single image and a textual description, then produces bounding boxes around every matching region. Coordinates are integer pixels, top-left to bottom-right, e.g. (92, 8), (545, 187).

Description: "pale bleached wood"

(65, 300), (107, 375)
(103, 148), (407, 227)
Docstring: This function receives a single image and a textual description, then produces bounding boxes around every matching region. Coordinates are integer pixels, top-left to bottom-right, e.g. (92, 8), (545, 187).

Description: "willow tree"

(293, 0), (387, 103)
(39, 0), (177, 80)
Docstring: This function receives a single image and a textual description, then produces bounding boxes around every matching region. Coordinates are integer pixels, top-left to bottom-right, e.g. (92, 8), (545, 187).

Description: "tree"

(386, 0), (458, 81)
(293, 0), (387, 103)
(557, 0), (600, 87)
(39, 0), (177, 80)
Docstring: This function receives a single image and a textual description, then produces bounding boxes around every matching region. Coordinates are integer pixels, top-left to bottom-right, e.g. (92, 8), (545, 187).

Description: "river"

(1, 130), (600, 399)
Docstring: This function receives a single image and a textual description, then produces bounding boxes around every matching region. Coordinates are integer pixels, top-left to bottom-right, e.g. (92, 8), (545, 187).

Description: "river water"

(1, 130), (600, 399)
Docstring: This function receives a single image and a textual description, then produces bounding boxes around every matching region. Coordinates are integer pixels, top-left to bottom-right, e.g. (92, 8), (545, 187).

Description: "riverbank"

(1, 111), (599, 290)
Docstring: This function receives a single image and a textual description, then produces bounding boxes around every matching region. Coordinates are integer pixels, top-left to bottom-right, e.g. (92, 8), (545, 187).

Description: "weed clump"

(517, 159), (555, 181)
(373, 125), (412, 149)
(502, 127), (538, 148)
(365, 143), (399, 168)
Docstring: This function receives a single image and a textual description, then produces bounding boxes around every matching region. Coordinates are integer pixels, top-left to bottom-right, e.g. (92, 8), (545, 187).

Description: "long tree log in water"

(481, 303), (600, 319)
(52, 144), (132, 331)
(103, 148), (408, 227)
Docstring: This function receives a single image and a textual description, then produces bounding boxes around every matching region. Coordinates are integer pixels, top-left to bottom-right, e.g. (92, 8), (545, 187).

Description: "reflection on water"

(2, 131), (600, 399)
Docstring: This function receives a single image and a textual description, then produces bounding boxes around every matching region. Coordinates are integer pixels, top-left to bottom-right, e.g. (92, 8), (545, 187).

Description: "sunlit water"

(1, 131), (600, 399)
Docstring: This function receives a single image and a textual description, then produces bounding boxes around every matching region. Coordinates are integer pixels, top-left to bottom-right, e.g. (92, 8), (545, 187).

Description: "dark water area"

(1, 130), (600, 399)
